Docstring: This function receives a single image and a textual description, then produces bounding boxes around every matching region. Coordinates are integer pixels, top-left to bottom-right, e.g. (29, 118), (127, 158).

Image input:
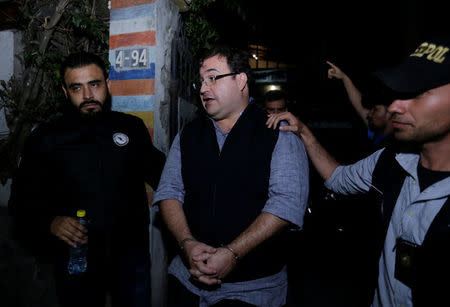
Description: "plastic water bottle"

(67, 209), (88, 275)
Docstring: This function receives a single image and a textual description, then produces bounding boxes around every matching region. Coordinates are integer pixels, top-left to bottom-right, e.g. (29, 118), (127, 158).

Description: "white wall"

(0, 29), (23, 207)
(154, 0), (179, 155)
(0, 30), (23, 138)
(152, 2), (179, 307)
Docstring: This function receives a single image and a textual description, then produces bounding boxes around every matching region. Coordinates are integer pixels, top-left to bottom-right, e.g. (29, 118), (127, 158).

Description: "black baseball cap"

(375, 36), (450, 97)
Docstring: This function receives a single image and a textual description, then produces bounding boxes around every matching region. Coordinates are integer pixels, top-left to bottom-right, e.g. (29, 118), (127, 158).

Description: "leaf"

(2, 0), (110, 180)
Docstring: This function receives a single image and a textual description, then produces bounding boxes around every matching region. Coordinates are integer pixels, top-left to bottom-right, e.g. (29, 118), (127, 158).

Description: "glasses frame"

(192, 72), (239, 91)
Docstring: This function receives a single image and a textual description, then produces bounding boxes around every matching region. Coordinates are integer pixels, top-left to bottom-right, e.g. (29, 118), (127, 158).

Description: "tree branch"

(43, 0), (71, 30)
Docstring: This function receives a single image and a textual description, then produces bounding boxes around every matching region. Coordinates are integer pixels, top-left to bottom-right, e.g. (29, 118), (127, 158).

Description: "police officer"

(267, 35), (450, 307)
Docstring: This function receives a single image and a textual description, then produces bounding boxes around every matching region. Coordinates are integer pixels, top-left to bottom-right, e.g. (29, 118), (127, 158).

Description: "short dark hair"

(199, 45), (253, 87)
(60, 52), (108, 86)
(264, 90), (286, 103)
(361, 89), (394, 109)
(361, 73), (395, 109)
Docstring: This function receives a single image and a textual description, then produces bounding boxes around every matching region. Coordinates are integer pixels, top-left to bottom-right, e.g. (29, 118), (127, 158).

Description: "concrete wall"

(109, 1), (186, 306)
(0, 29), (23, 207)
(154, 0), (179, 154)
(109, 0), (158, 141)
(0, 30), (23, 82)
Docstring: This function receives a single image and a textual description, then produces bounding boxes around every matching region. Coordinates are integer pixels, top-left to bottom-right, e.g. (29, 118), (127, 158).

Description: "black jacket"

(8, 108), (165, 262)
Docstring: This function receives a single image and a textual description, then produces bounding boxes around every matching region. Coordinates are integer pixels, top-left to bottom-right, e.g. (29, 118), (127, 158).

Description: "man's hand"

(266, 111), (305, 137)
(326, 61), (346, 80)
(268, 111), (339, 181)
(184, 240), (221, 285)
(191, 246), (237, 285)
(50, 216), (87, 248)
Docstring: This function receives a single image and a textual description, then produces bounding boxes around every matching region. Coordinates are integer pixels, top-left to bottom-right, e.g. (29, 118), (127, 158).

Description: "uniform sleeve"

(262, 128), (310, 228)
(152, 133), (185, 205)
(324, 148), (385, 195)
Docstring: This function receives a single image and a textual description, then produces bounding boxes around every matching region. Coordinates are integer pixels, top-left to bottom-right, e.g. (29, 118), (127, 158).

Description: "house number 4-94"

(115, 48), (148, 69)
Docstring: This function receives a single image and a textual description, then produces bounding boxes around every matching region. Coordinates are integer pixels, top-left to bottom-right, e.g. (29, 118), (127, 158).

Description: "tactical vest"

(371, 147), (450, 306)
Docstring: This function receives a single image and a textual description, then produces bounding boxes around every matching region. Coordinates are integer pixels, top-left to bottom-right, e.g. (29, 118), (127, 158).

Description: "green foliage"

(6, 0), (110, 126)
(181, 0), (247, 59)
(0, 77), (61, 125)
(0, 78), (22, 124)
(0, 0), (109, 182)
(71, 7), (109, 50)
(182, 0), (219, 57)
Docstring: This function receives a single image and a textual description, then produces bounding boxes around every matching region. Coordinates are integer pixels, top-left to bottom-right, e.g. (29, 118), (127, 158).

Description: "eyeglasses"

(192, 72), (239, 91)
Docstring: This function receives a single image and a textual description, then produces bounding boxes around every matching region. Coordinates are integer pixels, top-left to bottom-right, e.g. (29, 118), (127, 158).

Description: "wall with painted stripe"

(109, 0), (158, 141)
(109, 0), (185, 156)
(108, 2), (182, 306)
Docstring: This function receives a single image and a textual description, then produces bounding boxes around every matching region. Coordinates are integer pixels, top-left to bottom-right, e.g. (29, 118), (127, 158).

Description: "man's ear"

(106, 78), (111, 92)
(237, 72), (248, 91)
(62, 84), (68, 98)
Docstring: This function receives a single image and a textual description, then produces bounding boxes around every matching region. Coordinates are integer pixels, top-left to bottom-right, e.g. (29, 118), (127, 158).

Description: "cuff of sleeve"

(152, 193), (184, 206)
(262, 208), (303, 228)
(324, 165), (342, 190)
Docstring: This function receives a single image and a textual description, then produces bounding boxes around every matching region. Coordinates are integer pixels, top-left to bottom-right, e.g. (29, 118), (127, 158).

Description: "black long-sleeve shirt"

(8, 109), (165, 262)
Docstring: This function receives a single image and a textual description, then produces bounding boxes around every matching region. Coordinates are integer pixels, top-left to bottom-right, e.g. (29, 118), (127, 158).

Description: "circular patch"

(113, 132), (129, 146)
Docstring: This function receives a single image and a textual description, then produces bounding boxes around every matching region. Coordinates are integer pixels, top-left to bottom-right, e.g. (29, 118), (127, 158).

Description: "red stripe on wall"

(111, 0), (156, 10)
(110, 79), (155, 96)
(110, 31), (156, 49)
(147, 126), (154, 141)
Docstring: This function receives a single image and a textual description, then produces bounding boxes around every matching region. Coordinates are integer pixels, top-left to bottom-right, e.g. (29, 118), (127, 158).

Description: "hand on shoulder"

(266, 111), (304, 136)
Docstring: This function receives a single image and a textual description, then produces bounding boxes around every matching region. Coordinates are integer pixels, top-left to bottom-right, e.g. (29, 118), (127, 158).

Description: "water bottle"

(67, 209), (88, 275)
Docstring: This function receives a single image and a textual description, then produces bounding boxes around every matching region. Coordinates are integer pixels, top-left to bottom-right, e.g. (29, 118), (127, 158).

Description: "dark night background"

(0, 1), (448, 306)
(207, 1), (448, 306)
(207, 0), (449, 160)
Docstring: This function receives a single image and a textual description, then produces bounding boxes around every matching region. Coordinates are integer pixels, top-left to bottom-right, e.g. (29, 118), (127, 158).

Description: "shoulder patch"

(113, 132), (129, 146)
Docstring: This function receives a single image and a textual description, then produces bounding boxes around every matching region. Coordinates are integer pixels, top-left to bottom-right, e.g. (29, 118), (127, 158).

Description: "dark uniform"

(9, 107), (165, 307)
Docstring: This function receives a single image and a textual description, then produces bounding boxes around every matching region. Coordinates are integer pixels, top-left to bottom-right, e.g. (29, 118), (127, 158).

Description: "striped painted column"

(109, 0), (156, 139)
(109, 3), (181, 307)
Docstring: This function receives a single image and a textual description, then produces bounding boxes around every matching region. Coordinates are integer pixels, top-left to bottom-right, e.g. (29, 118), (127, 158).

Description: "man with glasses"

(153, 45), (309, 306)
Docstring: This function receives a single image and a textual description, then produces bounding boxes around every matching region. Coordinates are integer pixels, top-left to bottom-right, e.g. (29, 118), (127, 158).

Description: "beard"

(79, 100), (102, 113)
(77, 93), (112, 119)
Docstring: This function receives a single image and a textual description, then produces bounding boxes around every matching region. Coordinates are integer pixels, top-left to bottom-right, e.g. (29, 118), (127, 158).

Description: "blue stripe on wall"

(108, 63), (155, 80)
(112, 95), (155, 112)
(110, 3), (155, 21)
